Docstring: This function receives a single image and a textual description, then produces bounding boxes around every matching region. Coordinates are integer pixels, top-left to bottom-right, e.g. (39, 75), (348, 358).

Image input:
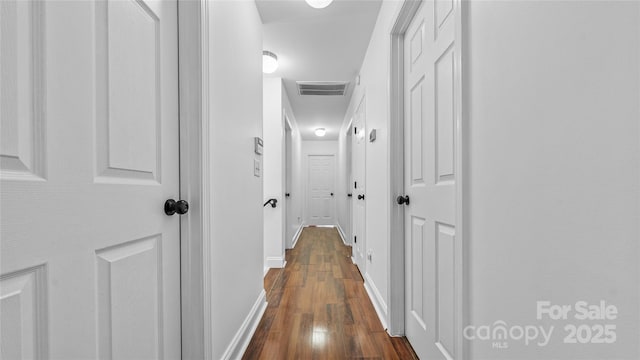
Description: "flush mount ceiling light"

(262, 51), (278, 74)
(315, 128), (326, 137)
(305, 0), (333, 9)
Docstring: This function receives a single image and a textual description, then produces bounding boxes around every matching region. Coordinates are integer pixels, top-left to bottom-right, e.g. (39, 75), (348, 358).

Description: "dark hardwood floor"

(243, 227), (418, 359)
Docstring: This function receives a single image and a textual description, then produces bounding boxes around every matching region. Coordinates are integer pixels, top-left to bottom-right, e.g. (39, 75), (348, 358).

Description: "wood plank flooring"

(243, 227), (418, 359)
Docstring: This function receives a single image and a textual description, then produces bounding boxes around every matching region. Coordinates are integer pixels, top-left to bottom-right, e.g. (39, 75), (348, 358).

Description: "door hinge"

(354, 127), (357, 135)
(354, 235), (357, 243)
(354, 181), (357, 189)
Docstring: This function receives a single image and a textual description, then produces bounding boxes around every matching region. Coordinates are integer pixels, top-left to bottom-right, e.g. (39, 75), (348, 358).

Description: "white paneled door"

(351, 96), (366, 272)
(307, 155), (335, 225)
(403, 0), (459, 359)
(0, 0), (181, 358)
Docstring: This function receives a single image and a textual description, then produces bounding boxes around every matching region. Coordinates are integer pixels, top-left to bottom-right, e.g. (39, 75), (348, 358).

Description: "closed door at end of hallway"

(307, 155), (335, 225)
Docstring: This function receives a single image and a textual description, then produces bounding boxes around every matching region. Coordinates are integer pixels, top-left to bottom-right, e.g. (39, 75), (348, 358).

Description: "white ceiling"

(255, 0), (382, 140)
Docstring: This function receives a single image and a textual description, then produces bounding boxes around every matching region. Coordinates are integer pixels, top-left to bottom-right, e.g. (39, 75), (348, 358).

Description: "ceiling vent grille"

(297, 81), (349, 96)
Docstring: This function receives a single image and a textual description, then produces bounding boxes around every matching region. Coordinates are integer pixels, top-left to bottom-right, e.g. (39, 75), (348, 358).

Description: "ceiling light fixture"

(305, 0), (333, 9)
(262, 51), (278, 74)
(315, 128), (326, 137)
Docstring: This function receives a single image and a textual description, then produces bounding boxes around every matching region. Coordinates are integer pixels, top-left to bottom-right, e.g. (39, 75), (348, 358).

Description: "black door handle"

(357, 194), (365, 200)
(285, 193), (290, 197)
(347, 193), (353, 197)
(396, 195), (410, 205)
(165, 199), (189, 215)
(263, 198), (278, 208)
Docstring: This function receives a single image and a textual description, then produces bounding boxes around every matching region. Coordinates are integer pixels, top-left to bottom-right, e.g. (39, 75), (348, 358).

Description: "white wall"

(337, 0), (404, 328)
(207, 2), (264, 358)
(464, 1), (640, 359)
(263, 77), (285, 270)
(302, 140), (339, 224)
(342, 3), (640, 358)
(263, 78), (303, 265)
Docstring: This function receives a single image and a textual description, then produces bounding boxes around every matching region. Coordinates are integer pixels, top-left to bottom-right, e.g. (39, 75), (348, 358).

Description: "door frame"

(177, 1), (211, 358)
(387, 1), (467, 359)
(345, 120), (354, 246)
(351, 92), (367, 271)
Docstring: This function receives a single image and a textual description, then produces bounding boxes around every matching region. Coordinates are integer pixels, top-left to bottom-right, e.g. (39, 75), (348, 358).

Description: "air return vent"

(297, 81), (349, 96)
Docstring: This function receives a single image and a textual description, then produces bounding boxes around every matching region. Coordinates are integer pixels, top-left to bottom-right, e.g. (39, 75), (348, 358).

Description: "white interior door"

(403, 0), (458, 359)
(0, 0), (181, 358)
(345, 125), (353, 244)
(285, 122), (294, 247)
(352, 97), (366, 272)
(307, 154), (335, 225)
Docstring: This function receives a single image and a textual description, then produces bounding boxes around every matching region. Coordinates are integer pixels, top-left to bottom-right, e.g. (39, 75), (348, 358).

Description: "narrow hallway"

(243, 227), (417, 359)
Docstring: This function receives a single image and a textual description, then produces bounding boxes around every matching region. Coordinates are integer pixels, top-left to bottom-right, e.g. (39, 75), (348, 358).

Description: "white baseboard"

(263, 267), (270, 277)
(336, 223), (348, 245)
(265, 256), (286, 269)
(363, 273), (389, 331)
(220, 289), (267, 360)
(351, 256), (356, 264)
(290, 224), (304, 249)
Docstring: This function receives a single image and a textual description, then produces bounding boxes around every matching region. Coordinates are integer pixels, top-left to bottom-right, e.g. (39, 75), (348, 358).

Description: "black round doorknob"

(165, 199), (189, 216)
(396, 195), (410, 205)
(357, 194), (365, 200)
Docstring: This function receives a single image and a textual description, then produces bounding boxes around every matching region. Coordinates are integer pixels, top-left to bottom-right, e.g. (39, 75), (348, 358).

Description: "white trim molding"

(336, 223), (348, 245)
(290, 224), (304, 249)
(364, 273), (389, 331)
(178, 0), (210, 358)
(220, 290), (268, 360)
(265, 256), (287, 269)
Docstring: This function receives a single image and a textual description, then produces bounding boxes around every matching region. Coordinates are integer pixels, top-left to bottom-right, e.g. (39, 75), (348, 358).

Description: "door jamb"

(178, 0), (212, 358)
(387, 0), (421, 337)
(387, 2), (467, 360)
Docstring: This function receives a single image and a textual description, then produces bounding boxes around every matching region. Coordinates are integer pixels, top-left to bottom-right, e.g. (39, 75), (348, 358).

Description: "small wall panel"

(435, 0), (454, 30)
(0, 265), (48, 359)
(435, 46), (455, 184)
(410, 217), (427, 330)
(410, 78), (425, 184)
(410, 20), (424, 68)
(96, 235), (162, 360)
(436, 223), (455, 358)
(0, 0), (46, 180)
(95, 0), (161, 184)
(322, 198), (331, 219)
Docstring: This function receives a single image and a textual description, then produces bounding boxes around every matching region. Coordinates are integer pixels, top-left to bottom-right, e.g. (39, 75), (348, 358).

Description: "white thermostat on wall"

(254, 137), (263, 155)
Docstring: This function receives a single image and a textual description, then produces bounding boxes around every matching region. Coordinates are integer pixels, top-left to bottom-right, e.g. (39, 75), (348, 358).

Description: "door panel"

(0, 0), (181, 358)
(307, 155), (335, 225)
(403, 1), (458, 359)
(352, 96), (366, 271)
(0, 0), (46, 180)
(96, 0), (161, 183)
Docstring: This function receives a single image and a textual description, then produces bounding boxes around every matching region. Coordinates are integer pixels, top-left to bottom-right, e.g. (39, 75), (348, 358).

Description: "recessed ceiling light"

(305, 0), (333, 9)
(315, 128), (326, 137)
(262, 51), (278, 74)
